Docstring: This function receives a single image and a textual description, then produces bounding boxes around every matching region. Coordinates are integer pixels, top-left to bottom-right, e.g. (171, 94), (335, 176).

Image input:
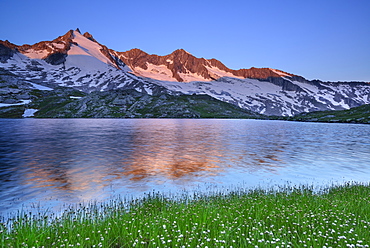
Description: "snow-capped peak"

(68, 30), (113, 66)
(0, 29), (296, 83)
(1, 29), (370, 117)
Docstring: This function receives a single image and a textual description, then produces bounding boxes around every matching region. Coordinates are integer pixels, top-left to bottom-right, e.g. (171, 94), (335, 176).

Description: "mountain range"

(1, 29), (370, 118)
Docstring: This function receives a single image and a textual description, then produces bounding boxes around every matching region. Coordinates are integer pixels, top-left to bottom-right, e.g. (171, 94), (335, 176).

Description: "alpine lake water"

(1, 118), (369, 217)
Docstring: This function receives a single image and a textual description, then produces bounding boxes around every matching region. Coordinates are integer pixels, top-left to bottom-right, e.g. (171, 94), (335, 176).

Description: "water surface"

(1, 119), (369, 216)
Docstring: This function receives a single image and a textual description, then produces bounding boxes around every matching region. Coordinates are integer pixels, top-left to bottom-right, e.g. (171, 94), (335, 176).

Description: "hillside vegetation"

(0, 74), (264, 119)
(284, 104), (370, 124)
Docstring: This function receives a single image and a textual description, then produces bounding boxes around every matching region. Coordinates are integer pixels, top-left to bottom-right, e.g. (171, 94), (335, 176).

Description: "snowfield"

(1, 29), (370, 116)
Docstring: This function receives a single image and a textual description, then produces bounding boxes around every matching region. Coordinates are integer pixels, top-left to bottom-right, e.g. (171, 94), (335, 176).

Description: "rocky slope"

(0, 71), (263, 119)
(1, 29), (370, 117)
(31, 90), (264, 119)
(113, 48), (295, 82)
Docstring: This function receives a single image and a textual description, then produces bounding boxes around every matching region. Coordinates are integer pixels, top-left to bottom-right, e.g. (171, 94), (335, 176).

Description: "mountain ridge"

(1, 29), (367, 83)
(1, 29), (370, 117)
(0, 29), (297, 83)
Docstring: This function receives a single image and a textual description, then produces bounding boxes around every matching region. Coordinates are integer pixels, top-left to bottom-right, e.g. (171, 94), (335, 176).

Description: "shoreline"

(1, 182), (369, 247)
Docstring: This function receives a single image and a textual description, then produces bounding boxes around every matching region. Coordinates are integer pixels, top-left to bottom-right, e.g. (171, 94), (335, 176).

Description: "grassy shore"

(1, 183), (370, 247)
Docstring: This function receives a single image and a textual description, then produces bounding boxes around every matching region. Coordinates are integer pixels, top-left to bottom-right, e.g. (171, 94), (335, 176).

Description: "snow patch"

(22, 109), (38, 117)
(144, 85), (153, 95)
(0, 100), (31, 108)
(206, 66), (244, 80)
(22, 49), (49, 59)
(52, 42), (65, 49)
(133, 63), (176, 82)
(29, 82), (53, 91)
(65, 54), (111, 72)
(270, 69), (291, 77)
(178, 71), (208, 82)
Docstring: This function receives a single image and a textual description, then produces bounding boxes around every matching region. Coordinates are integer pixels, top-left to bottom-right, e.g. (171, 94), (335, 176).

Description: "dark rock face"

(0, 41), (15, 62)
(44, 53), (67, 65)
(83, 32), (97, 42)
(264, 77), (304, 92)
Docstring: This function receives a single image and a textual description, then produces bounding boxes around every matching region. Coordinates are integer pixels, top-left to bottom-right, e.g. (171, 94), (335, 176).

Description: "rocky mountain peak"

(171, 48), (191, 56)
(0, 40), (17, 62)
(123, 48), (149, 59)
(56, 30), (75, 43)
(0, 40), (18, 50)
(1, 29), (296, 82)
(82, 32), (97, 42)
(168, 49), (199, 64)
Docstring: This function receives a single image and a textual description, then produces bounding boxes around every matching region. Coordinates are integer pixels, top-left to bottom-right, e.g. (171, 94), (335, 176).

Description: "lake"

(1, 118), (369, 217)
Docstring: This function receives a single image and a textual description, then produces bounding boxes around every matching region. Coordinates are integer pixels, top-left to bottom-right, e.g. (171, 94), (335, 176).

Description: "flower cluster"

(1, 183), (369, 247)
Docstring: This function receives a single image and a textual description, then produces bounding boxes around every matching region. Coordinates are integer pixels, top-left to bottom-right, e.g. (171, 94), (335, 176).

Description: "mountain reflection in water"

(1, 119), (369, 215)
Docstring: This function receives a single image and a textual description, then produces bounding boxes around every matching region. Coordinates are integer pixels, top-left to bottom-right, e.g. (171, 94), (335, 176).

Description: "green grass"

(0, 105), (25, 118)
(1, 183), (370, 247)
(134, 94), (264, 119)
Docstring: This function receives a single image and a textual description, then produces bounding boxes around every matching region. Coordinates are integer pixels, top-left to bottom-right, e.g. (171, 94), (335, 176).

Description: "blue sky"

(1, 0), (369, 82)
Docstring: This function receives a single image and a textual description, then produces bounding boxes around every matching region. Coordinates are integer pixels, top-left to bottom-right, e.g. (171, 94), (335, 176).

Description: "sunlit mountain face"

(1, 29), (370, 116)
